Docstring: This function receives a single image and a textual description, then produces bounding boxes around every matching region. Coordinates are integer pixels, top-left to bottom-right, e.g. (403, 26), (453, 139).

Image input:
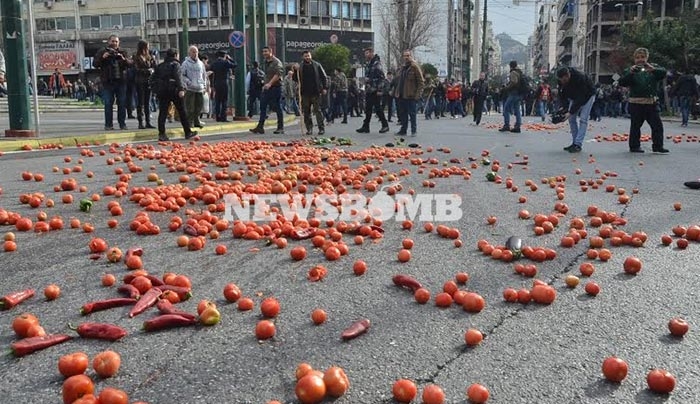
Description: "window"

(56, 17), (76, 30)
(277, 0), (286, 14)
(267, 0), (275, 14)
(309, 0), (318, 16)
(189, 1), (198, 17)
(288, 0), (297, 15)
(168, 3), (180, 18)
(36, 18), (55, 31)
(209, 0), (219, 17)
(80, 15), (100, 29)
(221, 0), (230, 16)
(157, 3), (167, 19)
(200, 1), (209, 17)
(101, 15), (120, 28)
(146, 4), (156, 20)
(331, 1), (340, 17)
(361, 3), (370, 19)
(342, 2), (350, 18)
(352, 3), (361, 19)
(121, 13), (140, 27)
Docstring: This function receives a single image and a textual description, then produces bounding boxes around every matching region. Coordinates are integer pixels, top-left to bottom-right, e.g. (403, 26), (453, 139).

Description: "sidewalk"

(0, 111), (297, 152)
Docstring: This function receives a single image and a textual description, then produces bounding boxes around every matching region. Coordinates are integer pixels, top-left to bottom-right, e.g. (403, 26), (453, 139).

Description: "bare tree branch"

(380, 0), (439, 71)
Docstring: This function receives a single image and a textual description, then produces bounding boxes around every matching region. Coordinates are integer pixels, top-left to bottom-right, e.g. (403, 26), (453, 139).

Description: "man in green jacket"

(618, 47), (668, 153)
(394, 50), (425, 136)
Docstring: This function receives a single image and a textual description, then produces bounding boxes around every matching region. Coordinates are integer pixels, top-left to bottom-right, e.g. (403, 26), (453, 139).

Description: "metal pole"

(1, 0), (34, 137)
(27, 0), (41, 135)
(660, 0), (666, 29)
(465, 0), (471, 81)
(281, 22), (286, 65)
(233, 0), (249, 120)
(595, 0), (602, 83)
(257, 0), (267, 49)
(473, 0), (480, 77)
(180, 0), (190, 56)
(481, 0), (488, 73)
(248, 0), (258, 63)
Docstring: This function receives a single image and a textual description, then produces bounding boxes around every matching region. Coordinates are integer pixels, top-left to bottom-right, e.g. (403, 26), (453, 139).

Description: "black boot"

(158, 133), (169, 141)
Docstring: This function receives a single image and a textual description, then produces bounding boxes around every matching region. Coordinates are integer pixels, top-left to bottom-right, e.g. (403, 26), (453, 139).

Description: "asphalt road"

(0, 111), (699, 403)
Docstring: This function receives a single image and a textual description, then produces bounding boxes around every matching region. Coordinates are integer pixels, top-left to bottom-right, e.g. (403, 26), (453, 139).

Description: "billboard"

(187, 28), (373, 66)
(37, 42), (79, 75)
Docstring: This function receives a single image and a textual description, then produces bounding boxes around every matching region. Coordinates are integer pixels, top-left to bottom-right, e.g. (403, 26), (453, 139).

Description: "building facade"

(532, 1), (557, 77)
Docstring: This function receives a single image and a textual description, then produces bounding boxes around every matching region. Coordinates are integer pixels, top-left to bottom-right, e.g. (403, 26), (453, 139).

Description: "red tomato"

(92, 350), (121, 378)
(602, 356), (629, 382)
(414, 288), (431, 304)
(311, 309), (327, 325)
(422, 384), (445, 404)
(467, 383), (490, 403)
(584, 281), (600, 296)
(62, 374), (95, 404)
(88, 237), (108, 253)
(260, 297), (281, 318)
(464, 328), (484, 347)
(255, 320), (276, 340)
(623, 256), (642, 275)
(392, 379), (417, 403)
(647, 369), (676, 394)
(668, 317), (689, 337)
(97, 387), (129, 404)
(58, 352), (89, 378)
(223, 283), (242, 302)
(353, 260), (368, 275)
(44, 284), (61, 301)
(323, 366), (350, 397)
(462, 292), (485, 313)
(295, 373), (326, 404)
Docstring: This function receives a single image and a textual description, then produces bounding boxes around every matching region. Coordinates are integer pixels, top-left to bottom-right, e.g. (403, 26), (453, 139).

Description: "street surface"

(0, 110), (698, 403)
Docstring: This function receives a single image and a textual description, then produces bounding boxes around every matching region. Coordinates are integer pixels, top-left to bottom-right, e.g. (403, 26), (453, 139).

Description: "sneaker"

(379, 126), (390, 133)
(498, 126), (510, 132)
(629, 148), (645, 153)
(185, 131), (197, 140)
(318, 129), (325, 136)
(652, 147), (669, 154)
(273, 128), (285, 134)
(568, 145), (582, 153)
(356, 127), (369, 133)
(158, 134), (170, 141)
(249, 127), (264, 134)
(510, 127), (521, 133)
(563, 144), (575, 151)
(104, 126), (114, 131)
(119, 125), (128, 130)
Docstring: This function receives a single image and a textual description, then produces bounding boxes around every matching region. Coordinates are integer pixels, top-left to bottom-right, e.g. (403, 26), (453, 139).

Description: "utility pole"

(258, 0), (268, 52)
(473, 0), (481, 76)
(233, 0), (248, 120)
(180, 0), (190, 57)
(1, 0), (34, 137)
(465, 0), (471, 82)
(595, 0), (602, 83)
(248, 0), (258, 64)
(660, 0), (666, 29)
(481, 0), (488, 73)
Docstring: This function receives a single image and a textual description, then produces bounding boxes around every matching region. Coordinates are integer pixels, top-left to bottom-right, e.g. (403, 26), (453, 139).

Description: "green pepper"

(79, 198), (93, 212)
(485, 172), (497, 182)
(481, 158), (491, 166)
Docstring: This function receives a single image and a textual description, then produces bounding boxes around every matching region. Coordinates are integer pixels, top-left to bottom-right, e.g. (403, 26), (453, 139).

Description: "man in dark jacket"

(293, 50), (328, 136)
(333, 68), (349, 124)
(210, 50), (237, 122)
(672, 70), (700, 127)
(153, 49), (196, 141)
(556, 66), (596, 153)
(93, 35), (130, 130)
(618, 47), (668, 153)
(471, 72), (489, 125)
(356, 47), (390, 134)
(394, 50), (425, 136)
(250, 47), (285, 134)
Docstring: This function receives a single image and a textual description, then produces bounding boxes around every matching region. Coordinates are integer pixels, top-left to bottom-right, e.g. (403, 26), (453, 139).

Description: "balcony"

(558, 27), (573, 46)
(558, 12), (573, 31)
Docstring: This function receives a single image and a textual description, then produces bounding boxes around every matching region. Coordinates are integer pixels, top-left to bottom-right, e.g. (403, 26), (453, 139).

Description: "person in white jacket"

(180, 45), (207, 129)
(0, 49), (7, 96)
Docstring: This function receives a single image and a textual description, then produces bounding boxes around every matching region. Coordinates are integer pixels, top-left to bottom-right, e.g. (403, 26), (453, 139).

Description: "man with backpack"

(356, 47), (390, 134)
(247, 61), (265, 118)
(151, 48), (197, 141)
(555, 66), (596, 153)
(499, 60), (525, 133)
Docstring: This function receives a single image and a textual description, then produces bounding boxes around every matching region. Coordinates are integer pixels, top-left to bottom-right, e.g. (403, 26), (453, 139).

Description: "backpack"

(518, 72), (533, 96)
(149, 61), (176, 95)
(253, 68), (265, 89)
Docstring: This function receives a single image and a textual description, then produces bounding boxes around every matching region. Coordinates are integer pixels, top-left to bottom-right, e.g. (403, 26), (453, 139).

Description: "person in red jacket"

(446, 80), (462, 118)
(48, 68), (66, 98)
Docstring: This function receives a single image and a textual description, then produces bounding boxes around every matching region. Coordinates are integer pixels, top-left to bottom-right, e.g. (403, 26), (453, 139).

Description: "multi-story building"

(28, 0), (374, 80)
(30, 0), (144, 79)
(584, 0), (687, 83)
(372, 0), (469, 81)
(532, 1), (557, 77)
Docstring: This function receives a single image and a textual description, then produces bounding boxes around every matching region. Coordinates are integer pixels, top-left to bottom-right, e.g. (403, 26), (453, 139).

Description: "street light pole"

(465, 0), (471, 82)
(481, 0), (488, 74)
(180, 0), (189, 56)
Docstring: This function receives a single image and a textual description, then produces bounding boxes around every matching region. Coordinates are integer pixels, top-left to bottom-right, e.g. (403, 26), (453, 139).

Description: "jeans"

(397, 98), (417, 134)
(503, 94), (522, 128)
(628, 103), (664, 150)
(679, 96), (692, 125)
(424, 96), (435, 118)
(568, 95), (596, 146)
(335, 91), (348, 121)
(537, 99), (547, 121)
(257, 85), (283, 129)
(101, 81), (127, 128)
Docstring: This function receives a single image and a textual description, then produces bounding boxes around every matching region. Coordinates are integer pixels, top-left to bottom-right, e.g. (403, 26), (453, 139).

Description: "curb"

(0, 115), (297, 153)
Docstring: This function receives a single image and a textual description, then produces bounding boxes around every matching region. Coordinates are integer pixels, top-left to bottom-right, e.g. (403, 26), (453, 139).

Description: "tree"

(380, 0), (438, 70)
(422, 63), (438, 77)
(312, 44), (351, 76)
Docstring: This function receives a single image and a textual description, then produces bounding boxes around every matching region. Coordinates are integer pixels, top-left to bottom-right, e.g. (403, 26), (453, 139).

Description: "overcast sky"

(487, 0), (538, 45)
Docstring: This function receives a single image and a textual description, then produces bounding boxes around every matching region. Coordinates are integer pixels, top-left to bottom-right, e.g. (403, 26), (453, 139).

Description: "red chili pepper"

(0, 289), (35, 311)
(155, 299), (197, 321)
(143, 314), (198, 332)
(144, 275), (165, 287)
(80, 298), (137, 315)
(183, 224), (198, 236)
(392, 274), (423, 292)
(289, 228), (316, 240)
(72, 322), (128, 341)
(11, 334), (73, 357)
(128, 287), (162, 318)
(117, 284), (141, 300)
(158, 285), (192, 301)
(341, 318), (371, 340)
(511, 161), (529, 165)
